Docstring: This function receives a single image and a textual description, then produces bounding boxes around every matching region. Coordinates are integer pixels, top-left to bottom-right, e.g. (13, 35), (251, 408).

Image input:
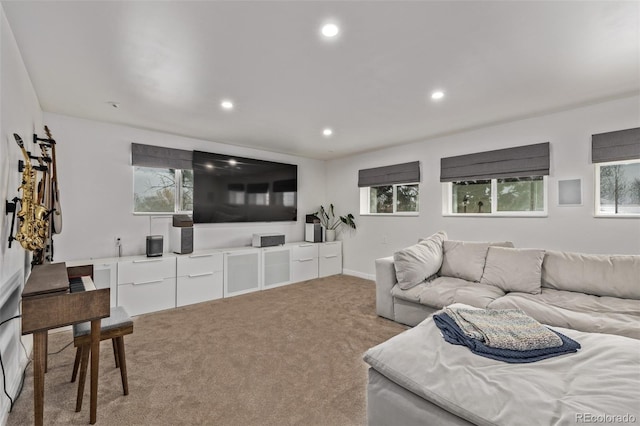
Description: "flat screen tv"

(193, 151), (298, 223)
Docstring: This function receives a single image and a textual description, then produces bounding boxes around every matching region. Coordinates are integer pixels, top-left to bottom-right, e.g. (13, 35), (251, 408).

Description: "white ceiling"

(3, 1), (639, 160)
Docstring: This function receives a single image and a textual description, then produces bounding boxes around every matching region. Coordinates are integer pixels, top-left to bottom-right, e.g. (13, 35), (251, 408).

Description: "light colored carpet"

(7, 275), (407, 425)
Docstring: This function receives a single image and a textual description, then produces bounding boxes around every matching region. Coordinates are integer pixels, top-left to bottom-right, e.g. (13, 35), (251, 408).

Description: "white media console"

(66, 241), (342, 317)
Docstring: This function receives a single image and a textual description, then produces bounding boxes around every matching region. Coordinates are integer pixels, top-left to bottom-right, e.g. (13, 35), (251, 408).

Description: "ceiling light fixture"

(106, 101), (120, 109)
(321, 23), (339, 38)
(221, 100), (234, 110)
(228, 159), (237, 166)
(431, 91), (445, 100)
(323, 128), (333, 137)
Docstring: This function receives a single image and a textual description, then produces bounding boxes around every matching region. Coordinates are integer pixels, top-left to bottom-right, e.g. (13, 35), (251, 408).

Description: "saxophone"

(14, 134), (47, 251)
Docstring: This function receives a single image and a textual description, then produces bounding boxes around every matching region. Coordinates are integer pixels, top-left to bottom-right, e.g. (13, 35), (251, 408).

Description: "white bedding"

(364, 317), (640, 426)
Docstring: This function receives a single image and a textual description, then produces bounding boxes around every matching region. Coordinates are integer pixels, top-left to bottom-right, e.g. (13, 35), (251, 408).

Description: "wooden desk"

(22, 263), (110, 425)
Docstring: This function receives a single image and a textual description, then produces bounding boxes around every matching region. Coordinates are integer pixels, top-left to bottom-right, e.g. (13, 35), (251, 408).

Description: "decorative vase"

(325, 229), (336, 242)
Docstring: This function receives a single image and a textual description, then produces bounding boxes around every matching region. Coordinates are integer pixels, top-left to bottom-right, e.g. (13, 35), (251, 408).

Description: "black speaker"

(146, 235), (163, 257)
(171, 227), (193, 254)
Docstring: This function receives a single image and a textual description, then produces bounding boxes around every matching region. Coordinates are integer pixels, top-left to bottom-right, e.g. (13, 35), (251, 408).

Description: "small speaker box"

(146, 235), (163, 257)
(252, 233), (285, 248)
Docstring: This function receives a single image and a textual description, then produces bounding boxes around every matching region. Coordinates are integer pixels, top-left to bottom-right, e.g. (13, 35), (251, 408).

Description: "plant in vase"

(315, 204), (356, 242)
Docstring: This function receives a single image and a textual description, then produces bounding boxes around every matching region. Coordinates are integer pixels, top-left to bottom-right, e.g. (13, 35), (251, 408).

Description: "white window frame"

(360, 182), (420, 216)
(133, 167), (193, 215)
(594, 158), (640, 218)
(442, 176), (548, 217)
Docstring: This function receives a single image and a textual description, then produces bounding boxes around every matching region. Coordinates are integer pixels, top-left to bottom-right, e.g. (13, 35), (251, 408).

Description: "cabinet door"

(93, 261), (117, 307)
(291, 243), (318, 261)
(224, 250), (260, 297)
(117, 277), (176, 316)
(262, 247), (291, 289)
(319, 242), (342, 277)
(176, 271), (223, 307)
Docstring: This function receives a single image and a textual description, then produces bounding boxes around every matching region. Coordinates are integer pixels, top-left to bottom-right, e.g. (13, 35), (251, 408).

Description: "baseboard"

(342, 269), (375, 281)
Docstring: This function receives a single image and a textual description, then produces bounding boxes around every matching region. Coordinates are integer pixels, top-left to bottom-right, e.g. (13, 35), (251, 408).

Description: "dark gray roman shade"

(131, 143), (193, 169)
(440, 142), (549, 182)
(591, 127), (640, 163)
(358, 161), (420, 187)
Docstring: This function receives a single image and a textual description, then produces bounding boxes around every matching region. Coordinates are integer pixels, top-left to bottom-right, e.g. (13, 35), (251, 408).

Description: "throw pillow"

(394, 231), (446, 290)
(480, 247), (545, 294)
(439, 241), (491, 282)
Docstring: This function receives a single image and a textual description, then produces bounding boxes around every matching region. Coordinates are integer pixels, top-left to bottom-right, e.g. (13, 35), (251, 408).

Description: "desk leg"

(32, 331), (47, 426)
(89, 320), (100, 424)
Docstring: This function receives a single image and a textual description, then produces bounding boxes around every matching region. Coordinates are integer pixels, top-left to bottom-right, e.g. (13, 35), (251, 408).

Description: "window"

(595, 159), (640, 216)
(133, 167), (193, 214)
(360, 183), (419, 215)
(446, 176), (547, 216)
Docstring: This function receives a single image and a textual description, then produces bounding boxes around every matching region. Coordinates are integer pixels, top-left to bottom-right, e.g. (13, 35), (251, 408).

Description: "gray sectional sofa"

(375, 232), (640, 339)
(366, 232), (640, 425)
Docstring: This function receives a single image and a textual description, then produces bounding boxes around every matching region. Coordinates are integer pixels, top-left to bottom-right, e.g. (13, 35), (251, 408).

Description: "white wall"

(326, 96), (640, 279)
(0, 4), (42, 423)
(44, 113), (327, 262)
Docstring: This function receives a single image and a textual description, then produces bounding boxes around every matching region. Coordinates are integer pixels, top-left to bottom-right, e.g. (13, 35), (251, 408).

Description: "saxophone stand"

(5, 197), (20, 248)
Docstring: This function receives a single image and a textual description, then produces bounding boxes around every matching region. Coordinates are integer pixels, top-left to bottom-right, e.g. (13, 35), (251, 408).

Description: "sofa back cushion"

(439, 240), (514, 282)
(393, 231), (447, 290)
(542, 251), (640, 299)
(480, 247), (545, 294)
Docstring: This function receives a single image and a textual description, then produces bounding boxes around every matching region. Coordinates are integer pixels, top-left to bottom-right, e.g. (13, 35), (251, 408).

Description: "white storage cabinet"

(117, 255), (176, 316)
(176, 251), (223, 307)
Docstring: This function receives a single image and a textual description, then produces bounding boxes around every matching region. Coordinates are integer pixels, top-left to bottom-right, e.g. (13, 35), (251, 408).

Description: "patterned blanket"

(433, 312), (581, 363)
(443, 307), (562, 350)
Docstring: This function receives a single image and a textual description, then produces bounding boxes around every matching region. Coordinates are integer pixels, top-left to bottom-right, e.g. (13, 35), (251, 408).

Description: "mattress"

(363, 317), (640, 426)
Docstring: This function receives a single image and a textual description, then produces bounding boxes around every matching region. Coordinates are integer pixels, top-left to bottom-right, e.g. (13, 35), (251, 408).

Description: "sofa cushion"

(480, 247), (545, 294)
(488, 288), (640, 340)
(417, 277), (505, 310)
(391, 283), (430, 303)
(393, 231), (446, 290)
(439, 240), (514, 282)
(541, 251), (640, 300)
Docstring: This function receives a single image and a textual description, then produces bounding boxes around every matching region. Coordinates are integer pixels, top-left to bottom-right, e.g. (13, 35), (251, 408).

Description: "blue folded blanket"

(433, 313), (581, 363)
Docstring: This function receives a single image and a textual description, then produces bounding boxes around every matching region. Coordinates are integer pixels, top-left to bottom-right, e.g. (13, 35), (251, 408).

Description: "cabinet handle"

(189, 254), (213, 258)
(132, 279), (163, 286)
(325, 254), (338, 259)
(299, 244), (313, 247)
(133, 259), (163, 263)
(299, 258), (314, 262)
(188, 272), (214, 278)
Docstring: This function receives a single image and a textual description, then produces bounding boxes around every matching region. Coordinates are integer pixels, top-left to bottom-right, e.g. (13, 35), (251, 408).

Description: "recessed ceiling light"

(221, 100), (234, 110)
(205, 163), (214, 169)
(323, 128), (333, 137)
(106, 101), (120, 109)
(321, 23), (339, 38)
(431, 91), (445, 100)
(228, 159), (237, 166)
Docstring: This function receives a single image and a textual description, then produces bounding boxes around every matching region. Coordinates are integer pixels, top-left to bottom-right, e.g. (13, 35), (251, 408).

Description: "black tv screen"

(193, 151), (298, 223)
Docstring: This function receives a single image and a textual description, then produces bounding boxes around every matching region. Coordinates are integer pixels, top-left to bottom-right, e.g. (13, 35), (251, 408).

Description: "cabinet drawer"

(177, 252), (223, 277)
(319, 242), (341, 258)
(117, 277), (176, 316)
(291, 258), (319, 283)
(319, 256), (341, 278)
(292, 243), (318, 261)
(176, 272), (223, 307)
(118, 257), (176, 285)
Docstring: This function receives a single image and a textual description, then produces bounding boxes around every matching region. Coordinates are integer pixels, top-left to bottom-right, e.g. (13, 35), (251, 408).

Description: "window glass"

(133, 167), (176, 212)
(597, 161), (640, 215)
(396, 184), (419, 212)
(451, 180), (492, 214)
(497, 176), (544, 212)
(181, 169), (194, 212)
(369, 185), (394, 213)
